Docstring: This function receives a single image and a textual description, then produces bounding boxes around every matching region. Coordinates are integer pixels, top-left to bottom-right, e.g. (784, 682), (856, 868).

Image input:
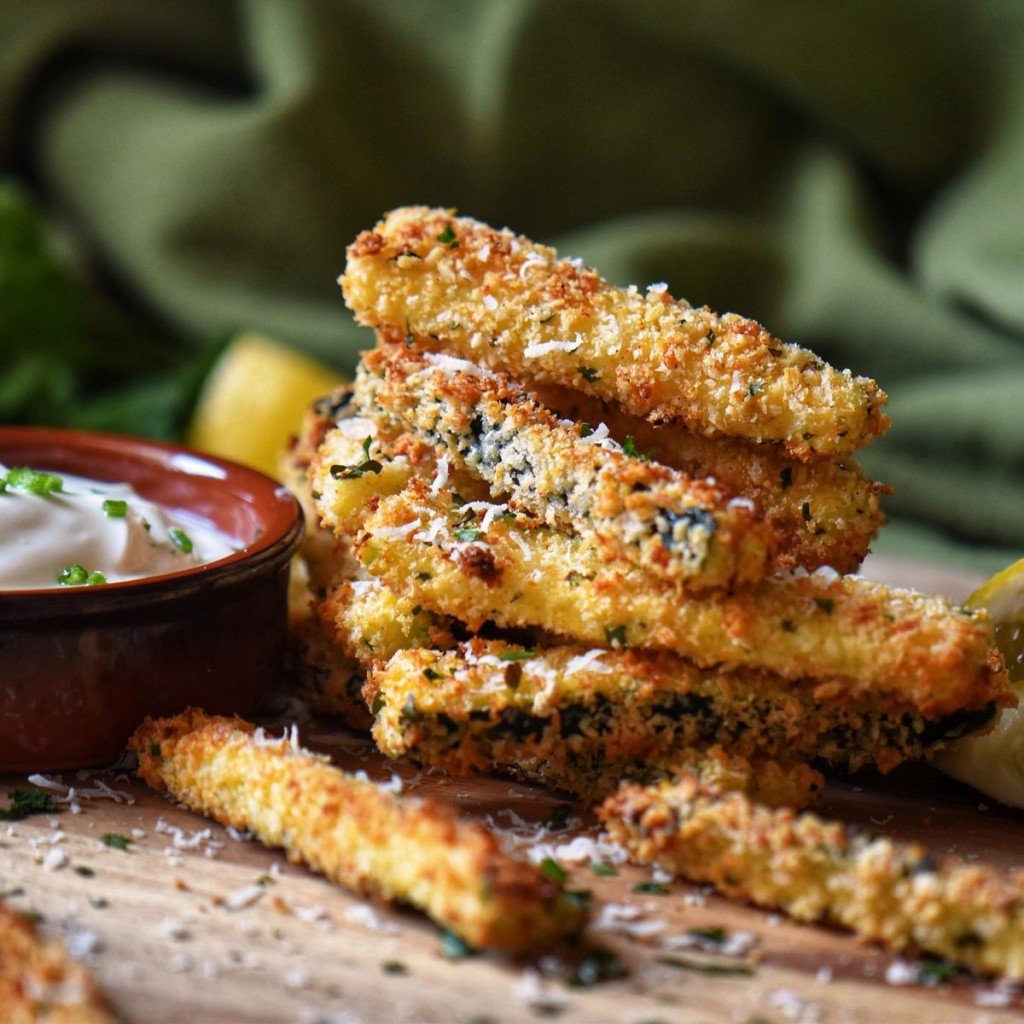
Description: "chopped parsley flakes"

(0, 789), (60, 821)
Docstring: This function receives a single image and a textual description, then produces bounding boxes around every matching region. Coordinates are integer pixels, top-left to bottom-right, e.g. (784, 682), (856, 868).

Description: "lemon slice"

(933, 557), (1024, 808)
(187, 333), (344, 479)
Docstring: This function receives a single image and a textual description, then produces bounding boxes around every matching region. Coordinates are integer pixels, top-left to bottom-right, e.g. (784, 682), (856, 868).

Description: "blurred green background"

(2, 0), (1024, 570)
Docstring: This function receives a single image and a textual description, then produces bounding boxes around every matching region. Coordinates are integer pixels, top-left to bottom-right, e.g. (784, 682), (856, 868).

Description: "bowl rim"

(0, 425), (303, 609)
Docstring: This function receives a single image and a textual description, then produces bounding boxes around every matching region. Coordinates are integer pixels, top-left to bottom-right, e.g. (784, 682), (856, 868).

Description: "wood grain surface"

(2, 555), (1021, 1024)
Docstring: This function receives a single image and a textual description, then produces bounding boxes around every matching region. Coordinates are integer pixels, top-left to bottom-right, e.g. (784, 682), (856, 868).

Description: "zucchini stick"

(601, 773), (1024, 980)
(131, 710), (585, 955)
(353, 481), (1010, 718)
(340, 207), (889, 460)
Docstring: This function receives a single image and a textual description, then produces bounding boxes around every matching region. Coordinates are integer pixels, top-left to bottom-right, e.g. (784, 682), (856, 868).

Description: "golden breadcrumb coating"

(601, 773), (1024, 980)
(354, 482), (1010, 717)
(341, 207), (889, 460)
(365, 639), (997, 793)
(0, 899), (113, 1024)
(130, 710), (585, 955)
(289, 596), (369, 727)
(533, 382), (886, 574)
(356, 346), (780, 589)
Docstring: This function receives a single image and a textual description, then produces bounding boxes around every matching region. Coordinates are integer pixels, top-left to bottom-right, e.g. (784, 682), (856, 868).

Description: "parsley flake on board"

(538, 858), (568, 885)
(100, 833), (132, 850)
(0, 789), (60, 821)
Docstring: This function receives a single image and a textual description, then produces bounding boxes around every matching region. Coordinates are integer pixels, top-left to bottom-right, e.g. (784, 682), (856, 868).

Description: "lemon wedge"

(187, 333), (344, 479)
(933, 557), (1024, 808)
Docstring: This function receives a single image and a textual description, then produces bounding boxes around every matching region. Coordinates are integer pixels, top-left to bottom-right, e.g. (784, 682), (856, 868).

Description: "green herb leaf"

(538, 312), (556, 324)
(631, 881), (669, 895)
(687, 926), (728, 945)
(85, 570), (107, 585)
(0, 789), (60, 821)
(605, 625), (627, 647)
(453, 528), (483, 542)
(589, 861), (617, 877)
(382, 960), (408, 975)
(99, 833), (132, 851)
(539, 858), (568, 885)
(622, 436), (651, 460)
(436, 224), (459, 248)
(101, 498), (128, 518)
(74, 865), (95, 877)
(496, 649), (537, 662)
(578, 366), (600, 383)
(918, 958), (962, 984)
(422, 667), (444, 681)
(747, 381), (763, 397)
(814, 597), (834, 614)
(169, 527), (193, 555)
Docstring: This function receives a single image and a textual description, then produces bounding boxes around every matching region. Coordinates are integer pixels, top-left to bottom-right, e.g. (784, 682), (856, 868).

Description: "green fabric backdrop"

(2, 0), (1024, 571)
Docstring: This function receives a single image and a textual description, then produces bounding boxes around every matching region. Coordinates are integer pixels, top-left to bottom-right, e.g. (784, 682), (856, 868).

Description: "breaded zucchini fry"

(341, 207), (889, 460)
(601, 773), (1024, 980)
(366, 640), (996, 794)
(356, 347), (779, 589)
(354, 482), (1010, 717)
(0, 898), (114, 1023)
(533, 383), (886, 574)
(131, 710), (585, 955)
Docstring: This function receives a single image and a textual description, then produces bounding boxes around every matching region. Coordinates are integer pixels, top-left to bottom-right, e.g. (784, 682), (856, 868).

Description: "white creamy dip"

(0, 465), (238, 590)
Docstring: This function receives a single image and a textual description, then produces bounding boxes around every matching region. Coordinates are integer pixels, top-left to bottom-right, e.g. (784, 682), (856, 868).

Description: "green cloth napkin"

(2, 0), (1023, 573)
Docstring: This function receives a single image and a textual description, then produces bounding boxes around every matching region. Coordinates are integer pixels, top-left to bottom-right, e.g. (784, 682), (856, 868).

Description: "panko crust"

(341, 207), (889, 461)
(130, 710), (585, 955)
(357, 346), (780, 590)
(601, 775), (1024, 980)
(365, 639), (990, 795)
(354, 481), (1011, 718)
(533, 382), (886, 574)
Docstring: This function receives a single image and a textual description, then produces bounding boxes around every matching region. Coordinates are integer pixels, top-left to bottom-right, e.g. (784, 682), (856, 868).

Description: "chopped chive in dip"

(58, 565), (107, 587)
(4, 467), (63, 496)
(101, 498), (128, 518)
(169, 527), (194, 555)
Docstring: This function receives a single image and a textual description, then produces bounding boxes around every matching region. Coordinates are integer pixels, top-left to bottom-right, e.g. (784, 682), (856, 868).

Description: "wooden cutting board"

(4, 554), (1023, 1024)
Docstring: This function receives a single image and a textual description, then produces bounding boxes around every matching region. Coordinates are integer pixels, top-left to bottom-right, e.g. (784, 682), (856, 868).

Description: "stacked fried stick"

(161, 208), (1023, 974)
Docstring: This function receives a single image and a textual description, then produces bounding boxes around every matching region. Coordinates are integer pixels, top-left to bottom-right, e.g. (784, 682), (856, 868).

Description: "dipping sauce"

(0, 465), (238, 590)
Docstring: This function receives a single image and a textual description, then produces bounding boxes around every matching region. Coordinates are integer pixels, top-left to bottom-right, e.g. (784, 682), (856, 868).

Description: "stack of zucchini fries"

(138, 208), (1021, 976)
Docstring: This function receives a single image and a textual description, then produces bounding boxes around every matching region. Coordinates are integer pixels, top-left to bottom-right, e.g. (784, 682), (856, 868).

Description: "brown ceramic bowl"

(0, 427), (303, 771)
